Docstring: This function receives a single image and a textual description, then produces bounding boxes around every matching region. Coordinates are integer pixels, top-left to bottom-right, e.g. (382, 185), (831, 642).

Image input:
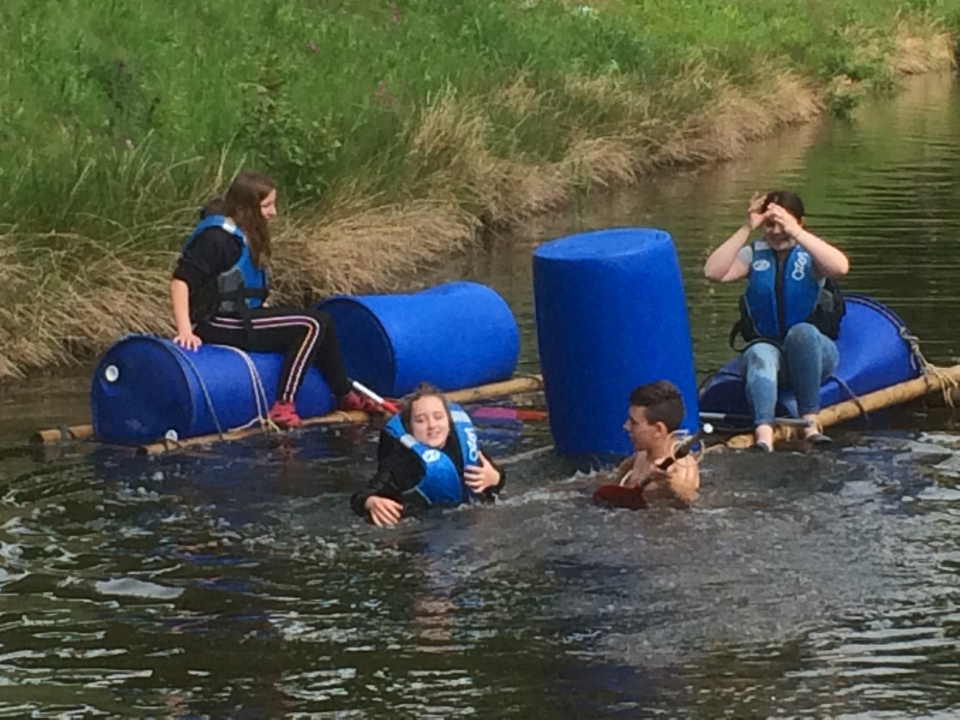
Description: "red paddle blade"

(470, 407), (547, 422)
(381, 399), (401, 414)
(592, 484), (648, 510)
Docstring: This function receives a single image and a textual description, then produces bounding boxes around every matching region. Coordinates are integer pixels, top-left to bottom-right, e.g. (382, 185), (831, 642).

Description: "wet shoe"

(338, 390), (383, 414)
(805, 432), (832, 447)
(751, 440), (773, 453)
(268, 401), (302, 429)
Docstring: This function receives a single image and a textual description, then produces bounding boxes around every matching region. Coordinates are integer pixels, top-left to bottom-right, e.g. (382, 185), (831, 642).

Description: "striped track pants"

(196, 306), (352, 403)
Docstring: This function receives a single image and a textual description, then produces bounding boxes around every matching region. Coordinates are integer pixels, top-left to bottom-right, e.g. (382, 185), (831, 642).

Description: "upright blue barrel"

(91, 335), (335, 444)
(319, 282), (519, 397)
(533, 228), (699, 455)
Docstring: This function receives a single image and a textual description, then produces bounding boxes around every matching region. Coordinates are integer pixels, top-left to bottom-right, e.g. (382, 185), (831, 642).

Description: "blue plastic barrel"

(698, 294), (920, 423)
(90, 335), (335, 444)
(533, 228), (699, 455)
(319, 282), (519, 397)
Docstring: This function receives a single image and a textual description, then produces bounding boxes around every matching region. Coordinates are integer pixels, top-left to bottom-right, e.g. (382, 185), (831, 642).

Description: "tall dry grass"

(0, 10), (956, 378)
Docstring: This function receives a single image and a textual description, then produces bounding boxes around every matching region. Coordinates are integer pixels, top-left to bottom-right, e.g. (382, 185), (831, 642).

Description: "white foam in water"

(95, 577), (184, 600)
(918, 432), (960, 449)
(933, 454), (960, 477)
(0, 567), (26, 586)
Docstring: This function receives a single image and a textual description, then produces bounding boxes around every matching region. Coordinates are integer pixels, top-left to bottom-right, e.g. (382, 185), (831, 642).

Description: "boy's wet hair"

(628, 380), (685, 431)
(762, 190), (805, 221)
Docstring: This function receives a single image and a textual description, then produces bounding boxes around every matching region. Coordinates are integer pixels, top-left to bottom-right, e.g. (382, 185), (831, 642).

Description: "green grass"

(1, 0), (955, 244)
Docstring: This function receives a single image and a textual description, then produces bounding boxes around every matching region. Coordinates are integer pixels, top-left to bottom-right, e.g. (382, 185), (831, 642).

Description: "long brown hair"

(223, 170), (276, 269)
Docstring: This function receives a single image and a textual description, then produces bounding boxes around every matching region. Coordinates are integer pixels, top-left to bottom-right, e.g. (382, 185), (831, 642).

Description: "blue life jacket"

(734, 241), (844, 343)
(384, 403), (481, 506)
(182, 215), (269, 314)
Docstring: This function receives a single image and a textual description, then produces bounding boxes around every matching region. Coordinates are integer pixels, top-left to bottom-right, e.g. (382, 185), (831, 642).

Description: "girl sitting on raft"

(169, 170), (382, 429)
(351, 384), (505, 527)
(703, 190), (849, 451)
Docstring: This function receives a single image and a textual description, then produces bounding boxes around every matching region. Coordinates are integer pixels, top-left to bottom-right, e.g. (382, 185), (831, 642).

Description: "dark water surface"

(2, 74), (960, 718)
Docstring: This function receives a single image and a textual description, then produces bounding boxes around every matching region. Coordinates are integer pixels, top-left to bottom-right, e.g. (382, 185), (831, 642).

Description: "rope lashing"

(169, 341), (226, 440)
(899, 327), (958, 407)
(215, 344), (282, 433)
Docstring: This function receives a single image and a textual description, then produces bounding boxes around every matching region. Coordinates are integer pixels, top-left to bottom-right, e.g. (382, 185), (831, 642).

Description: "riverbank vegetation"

(0, 0), (957, 377)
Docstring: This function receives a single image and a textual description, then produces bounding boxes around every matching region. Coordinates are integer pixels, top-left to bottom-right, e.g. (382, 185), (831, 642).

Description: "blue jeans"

(738, 323), (839, 426)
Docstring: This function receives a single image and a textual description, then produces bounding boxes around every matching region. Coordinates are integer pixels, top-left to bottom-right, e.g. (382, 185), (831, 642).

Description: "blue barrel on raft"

(319, 281), (519, 398)
(533, 228), (699, 456)
(90, 336), (336, 445)
(698, 294), (920, 424)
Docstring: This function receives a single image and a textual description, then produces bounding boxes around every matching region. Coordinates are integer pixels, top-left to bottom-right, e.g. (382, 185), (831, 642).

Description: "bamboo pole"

(136, 410), (371, 456)
(723, 365), (960, 450)
(31, 424), (96, 444)
(135, 375), (545, 456)
(444, 375), (542, 403)
(32, 376), (545, 450)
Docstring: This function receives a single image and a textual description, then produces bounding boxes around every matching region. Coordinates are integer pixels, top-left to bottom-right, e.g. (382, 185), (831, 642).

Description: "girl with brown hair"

(169, 170), (380, 428)
(351, 384), (505, 527)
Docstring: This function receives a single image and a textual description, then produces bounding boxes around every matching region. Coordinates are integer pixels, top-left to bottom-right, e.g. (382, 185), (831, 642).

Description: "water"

(2, 74), (960, 717)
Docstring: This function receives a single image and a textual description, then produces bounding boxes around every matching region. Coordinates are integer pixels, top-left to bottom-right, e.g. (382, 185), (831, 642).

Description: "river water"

(2, 74), (960, 718)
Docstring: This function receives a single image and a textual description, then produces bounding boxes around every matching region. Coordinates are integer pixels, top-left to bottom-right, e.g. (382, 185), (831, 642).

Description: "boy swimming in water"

(616, 380), (700, 507)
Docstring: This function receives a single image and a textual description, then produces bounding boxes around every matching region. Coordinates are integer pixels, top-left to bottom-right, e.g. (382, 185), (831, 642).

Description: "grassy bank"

(1, 0), (957, 377)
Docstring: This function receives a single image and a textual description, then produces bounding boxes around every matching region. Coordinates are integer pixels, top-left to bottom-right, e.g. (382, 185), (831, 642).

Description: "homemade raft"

(89, 282), (521, 446)
(699, 294), (922, 426)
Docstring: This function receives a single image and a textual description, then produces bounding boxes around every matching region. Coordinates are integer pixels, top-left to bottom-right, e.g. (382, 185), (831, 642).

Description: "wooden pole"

(31, 424), (96, 444)
(444, 375), (542, 403)
(32, 376), (545, 450)
(136, 410), (370, 456)
(135, 375), (545, 456)
(723, 365), (960, 450)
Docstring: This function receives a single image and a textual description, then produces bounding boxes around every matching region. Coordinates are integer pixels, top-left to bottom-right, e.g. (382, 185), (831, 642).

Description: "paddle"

(351, 380), (401, 414)
(592, 424), (713, 510)
(699, 412), (811, 428)
(470, 407), (548, 422)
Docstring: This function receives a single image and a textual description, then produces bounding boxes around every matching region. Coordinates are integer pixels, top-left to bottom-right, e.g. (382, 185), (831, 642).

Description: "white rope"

(214, 344), (281, 433)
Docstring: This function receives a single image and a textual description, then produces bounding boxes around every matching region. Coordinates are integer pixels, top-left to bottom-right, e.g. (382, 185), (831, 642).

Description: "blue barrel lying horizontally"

(319, 281), (519, 398)
(533, 228), (699, 456)
(91, 335), (335, 444)
(698, 294), (920, 424)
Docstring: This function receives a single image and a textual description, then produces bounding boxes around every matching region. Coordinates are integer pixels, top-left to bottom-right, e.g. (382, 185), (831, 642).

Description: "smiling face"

(409, 395), (451, 448)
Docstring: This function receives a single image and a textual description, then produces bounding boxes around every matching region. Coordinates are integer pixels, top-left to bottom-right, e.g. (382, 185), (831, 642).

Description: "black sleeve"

(350, 431), (426, 517)
(481, 447), (506, 501)
(172, 227), (242, 292)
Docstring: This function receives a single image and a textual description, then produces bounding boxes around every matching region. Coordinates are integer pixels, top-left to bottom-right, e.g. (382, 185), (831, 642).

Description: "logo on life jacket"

(463, 427), (480, 464)
(752, 259), (771, 272)
(423, 449), (441, 463)
(791, 252), (809, 281)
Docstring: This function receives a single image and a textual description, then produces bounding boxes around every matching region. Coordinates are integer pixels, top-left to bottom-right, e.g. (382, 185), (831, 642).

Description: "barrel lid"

(318, 297), (397, 396)
(91, 335), (193, 444)
(534, 228), (671, 261)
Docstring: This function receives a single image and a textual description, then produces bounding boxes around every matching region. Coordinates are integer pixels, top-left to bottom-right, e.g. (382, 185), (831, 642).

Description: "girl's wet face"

(260, 190), (277, 221)
(410, 395), (450, 448)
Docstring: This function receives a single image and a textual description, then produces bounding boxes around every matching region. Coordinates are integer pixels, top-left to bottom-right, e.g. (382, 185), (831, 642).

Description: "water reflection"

(1, 75), (960, 716)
